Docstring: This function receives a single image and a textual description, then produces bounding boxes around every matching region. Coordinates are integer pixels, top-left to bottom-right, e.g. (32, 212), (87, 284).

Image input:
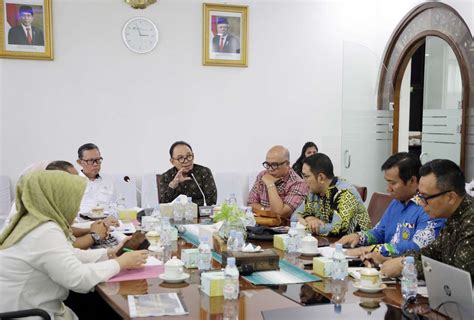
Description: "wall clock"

(122, 17), (159, 53)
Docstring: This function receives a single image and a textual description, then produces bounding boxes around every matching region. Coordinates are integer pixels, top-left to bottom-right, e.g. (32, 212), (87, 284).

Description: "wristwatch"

(90, 232), (101, 244)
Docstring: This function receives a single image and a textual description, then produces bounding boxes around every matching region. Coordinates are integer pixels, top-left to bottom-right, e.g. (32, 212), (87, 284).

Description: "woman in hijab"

(0, 171), (147, 319)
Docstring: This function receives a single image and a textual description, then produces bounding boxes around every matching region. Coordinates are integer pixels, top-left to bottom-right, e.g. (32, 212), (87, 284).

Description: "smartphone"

(116, 231), (150, 256)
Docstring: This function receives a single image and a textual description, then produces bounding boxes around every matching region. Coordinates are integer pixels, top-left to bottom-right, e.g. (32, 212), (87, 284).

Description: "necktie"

(219, 36), (224, 51)
(26, 28), (32, 44)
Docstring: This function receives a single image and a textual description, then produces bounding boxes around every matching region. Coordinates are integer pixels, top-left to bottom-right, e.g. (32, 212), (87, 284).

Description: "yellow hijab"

(0, 170), (87, 249)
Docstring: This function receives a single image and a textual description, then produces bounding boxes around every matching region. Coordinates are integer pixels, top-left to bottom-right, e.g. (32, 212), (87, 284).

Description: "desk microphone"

(190, 173), (212, 217)
(124, 176), (150, 223)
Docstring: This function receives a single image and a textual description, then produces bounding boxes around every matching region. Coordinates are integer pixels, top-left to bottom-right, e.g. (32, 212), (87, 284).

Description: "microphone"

(190, 173), (212, 217)
(124, 175), (149, 223)
(123, 175), (142, 196)
(190, 173), (207, 206)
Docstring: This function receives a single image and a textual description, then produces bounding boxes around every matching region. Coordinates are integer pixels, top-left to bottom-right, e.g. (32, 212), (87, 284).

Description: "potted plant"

(213, 203), (246, 240)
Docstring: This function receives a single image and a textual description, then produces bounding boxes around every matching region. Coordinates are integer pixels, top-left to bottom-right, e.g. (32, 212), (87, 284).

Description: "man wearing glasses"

(160, 141), (217, 207)
(338, 153), (445, 258)
(248, 145), (308, 225)
(366, 159), (474, 278)
(76, 143), (116, 214)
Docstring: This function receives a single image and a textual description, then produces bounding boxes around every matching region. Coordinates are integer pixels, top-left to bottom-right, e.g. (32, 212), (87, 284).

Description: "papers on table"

(107, 257), (164, 282)
(128, 292), (188, 317)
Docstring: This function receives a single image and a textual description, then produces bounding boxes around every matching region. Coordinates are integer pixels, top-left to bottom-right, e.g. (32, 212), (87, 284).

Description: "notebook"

(422, 256), (474, 320)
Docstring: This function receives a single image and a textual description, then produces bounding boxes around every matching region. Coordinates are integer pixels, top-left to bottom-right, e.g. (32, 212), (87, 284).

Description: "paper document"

(128, 293), (188, 317)
(107, 257), (163, 282)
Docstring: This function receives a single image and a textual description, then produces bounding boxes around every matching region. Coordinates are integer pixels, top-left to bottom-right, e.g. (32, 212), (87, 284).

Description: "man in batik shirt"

(338, 153), (445, 257)
(366, 159), (474, 278)
(160, 141), (217, 207)
(299, 153), (371, 236)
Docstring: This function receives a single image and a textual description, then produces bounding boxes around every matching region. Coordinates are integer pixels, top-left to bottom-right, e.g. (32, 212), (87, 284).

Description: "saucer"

(297, 249), (320, 257)
(353, 282), (387, 293)
(159, 272), (190, 283)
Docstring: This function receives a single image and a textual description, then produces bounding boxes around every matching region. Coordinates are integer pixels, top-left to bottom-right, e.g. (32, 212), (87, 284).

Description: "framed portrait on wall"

(203, 3), (248, 67)
(0, 0), (53, 60)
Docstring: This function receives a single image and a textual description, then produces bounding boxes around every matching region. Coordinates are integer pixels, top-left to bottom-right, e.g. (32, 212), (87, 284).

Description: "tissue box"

(181, 248), (199, 268)
(200, 271), (225, 296)
(159, 202), (198, 218)
(273, 234), (289, 251)
(200, 293), (224, 315)
(313, 257), (333, 277)
(118, 208), (138, 220)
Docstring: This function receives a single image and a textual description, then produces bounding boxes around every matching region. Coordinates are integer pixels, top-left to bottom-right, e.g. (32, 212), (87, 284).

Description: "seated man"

(76, 143), (116, 214)
(248, 145), (308, 224)
(160, 141), (217, 206)
(46, 160), (117, 249)
(338, 153), (445, 257)
(299, 153), (371, 236)
(366, 160), (473, 278)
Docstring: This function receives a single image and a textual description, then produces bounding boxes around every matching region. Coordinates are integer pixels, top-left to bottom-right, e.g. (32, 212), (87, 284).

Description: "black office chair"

(0, 308), (51, 319)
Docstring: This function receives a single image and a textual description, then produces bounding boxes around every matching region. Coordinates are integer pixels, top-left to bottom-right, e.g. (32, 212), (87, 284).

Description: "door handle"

(344, 150), (351, 169)
(420, 152), (428, 164)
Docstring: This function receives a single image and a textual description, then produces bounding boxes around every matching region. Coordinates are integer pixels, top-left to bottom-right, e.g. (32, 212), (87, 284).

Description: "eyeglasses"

(415, 190), (452, 206)
(262, 160), (289, 170)
(172, 154), (194, 164)
(81, 157), (103, 165)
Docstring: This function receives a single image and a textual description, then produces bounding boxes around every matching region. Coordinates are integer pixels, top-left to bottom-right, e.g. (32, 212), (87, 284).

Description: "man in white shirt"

(77, 143), (116, 214)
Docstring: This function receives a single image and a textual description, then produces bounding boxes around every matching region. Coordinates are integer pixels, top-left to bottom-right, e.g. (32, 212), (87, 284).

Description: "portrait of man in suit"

(8, 5), (44, 46)
(211, 17), (240, 54)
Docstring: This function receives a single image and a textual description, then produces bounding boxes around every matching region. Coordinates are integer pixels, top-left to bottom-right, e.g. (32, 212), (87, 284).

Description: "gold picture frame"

(0, 0), (53, 60)
(203, 3), (247, 67)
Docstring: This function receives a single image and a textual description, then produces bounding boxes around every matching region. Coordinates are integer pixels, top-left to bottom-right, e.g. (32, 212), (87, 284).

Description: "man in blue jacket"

(338, 152), (445, 257)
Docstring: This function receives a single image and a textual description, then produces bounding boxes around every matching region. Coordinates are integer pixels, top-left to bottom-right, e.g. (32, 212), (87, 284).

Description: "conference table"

(96, 231), (448, 320)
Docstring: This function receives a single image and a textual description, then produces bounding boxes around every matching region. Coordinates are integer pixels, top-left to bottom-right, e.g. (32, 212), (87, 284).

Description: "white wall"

(1, 0), (472, 190)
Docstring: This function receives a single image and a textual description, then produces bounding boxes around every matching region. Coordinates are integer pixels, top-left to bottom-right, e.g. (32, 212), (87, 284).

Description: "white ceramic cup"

(360, 268), (381, 288)
(164, 256), (184, 278)
(300, 235), (318, 253)
(145, 231), (160, 246)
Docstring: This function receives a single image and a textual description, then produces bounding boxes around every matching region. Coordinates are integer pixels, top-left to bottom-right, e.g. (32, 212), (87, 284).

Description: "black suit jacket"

(212, 34), (240, 54)
(8, 25), (44, 46)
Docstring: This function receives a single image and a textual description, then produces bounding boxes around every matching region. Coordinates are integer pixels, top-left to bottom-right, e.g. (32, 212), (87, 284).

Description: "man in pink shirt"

(248, 145), (309, 225)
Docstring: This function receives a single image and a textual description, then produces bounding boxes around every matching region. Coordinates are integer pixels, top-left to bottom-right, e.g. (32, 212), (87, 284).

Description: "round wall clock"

(122, 17), (159, 53)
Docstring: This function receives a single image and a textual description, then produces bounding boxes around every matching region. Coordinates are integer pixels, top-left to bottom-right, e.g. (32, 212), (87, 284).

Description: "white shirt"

(79, 172), (116, 214)
(0, 222), (120, 319)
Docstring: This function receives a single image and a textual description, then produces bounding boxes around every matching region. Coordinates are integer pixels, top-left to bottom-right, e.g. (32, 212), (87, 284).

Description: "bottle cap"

(227, 257), (236, 266)
(187, 197), (192, 202)
(200, 235), (209, 242)
(335, 243), (343, 250)
(229, 230), (237, 237)
(290, 221), (297, 228)
(405, 256), (414, 264)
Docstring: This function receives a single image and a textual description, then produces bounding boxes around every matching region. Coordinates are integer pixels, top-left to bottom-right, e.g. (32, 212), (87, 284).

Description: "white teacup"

(164, 256), (184, 278)
(90, 206), (105, 217)
(300, 235), (318, 253)
(146, 231), (160, 246)
(360, 268), (381, 288)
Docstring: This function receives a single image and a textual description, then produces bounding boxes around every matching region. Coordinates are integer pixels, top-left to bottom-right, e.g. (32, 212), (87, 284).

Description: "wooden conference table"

(96, 233), (447, 320)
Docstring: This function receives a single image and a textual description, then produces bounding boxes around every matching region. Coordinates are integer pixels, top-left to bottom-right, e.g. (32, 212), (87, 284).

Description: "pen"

(359, 245), (377, 267)
(122, 247), (134, 252)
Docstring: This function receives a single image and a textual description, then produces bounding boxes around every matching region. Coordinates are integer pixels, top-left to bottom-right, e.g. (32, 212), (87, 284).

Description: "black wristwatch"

(90, 232), (101, 244)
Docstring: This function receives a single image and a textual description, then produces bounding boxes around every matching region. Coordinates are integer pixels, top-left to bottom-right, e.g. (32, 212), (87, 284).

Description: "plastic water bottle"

(233, 231), (245, 251)
(173, 201), (184, 224)
(401, 256), (418, 302)
(224, 257), (240, 300)
(228, 193), (237, 205)
(185, 197), (194, 223)
(151, 205), (161, 219)
(227, 230), (237, 252)
(331, 243), (348, 280)
(244, 207), (256, 227)
(287, 222), (298, 253)
(198, 236), (212, 271)
(160, 217), (172, 262)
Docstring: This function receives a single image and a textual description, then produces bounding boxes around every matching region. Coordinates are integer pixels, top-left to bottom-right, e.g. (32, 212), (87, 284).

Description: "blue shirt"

(359, 199), (446, 256)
